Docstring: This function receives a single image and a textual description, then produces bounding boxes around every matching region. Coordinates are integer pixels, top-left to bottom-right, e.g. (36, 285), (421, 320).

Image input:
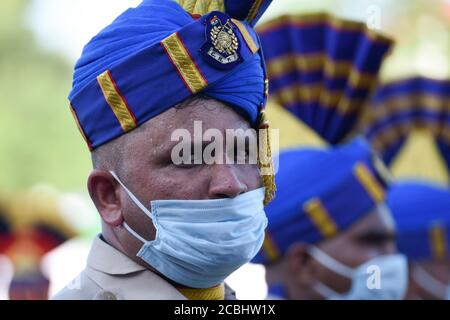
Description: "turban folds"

(364, 77), (450, 174)
(257, 13), (393, 145)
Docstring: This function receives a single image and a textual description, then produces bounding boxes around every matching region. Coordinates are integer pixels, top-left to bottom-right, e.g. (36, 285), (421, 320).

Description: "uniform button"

(94, 290), (117, 300)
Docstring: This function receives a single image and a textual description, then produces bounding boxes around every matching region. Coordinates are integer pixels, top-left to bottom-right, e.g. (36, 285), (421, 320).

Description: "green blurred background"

(0, 0), (89, 193)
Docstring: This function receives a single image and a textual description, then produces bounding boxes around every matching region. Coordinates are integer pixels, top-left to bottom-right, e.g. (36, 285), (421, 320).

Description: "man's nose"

(382, 241), (397, 255)
(208, 164), (248, 199)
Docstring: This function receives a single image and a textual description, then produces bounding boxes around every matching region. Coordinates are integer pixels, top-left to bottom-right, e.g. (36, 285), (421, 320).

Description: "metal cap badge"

(201, 12), (243, 70)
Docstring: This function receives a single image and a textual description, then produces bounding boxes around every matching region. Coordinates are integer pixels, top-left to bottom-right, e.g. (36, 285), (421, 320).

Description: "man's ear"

(285, 243), (317, 286)
(87, 169), (124, 226)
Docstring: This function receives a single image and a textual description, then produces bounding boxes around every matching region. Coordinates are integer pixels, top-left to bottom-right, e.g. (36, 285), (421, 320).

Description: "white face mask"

(309, 246), (408, 300)
(412, 265), (450, 300)
(110, 171), (268, 289)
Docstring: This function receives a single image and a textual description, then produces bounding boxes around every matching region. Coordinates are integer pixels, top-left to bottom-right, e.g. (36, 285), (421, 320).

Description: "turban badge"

(201, 12), (242, 70)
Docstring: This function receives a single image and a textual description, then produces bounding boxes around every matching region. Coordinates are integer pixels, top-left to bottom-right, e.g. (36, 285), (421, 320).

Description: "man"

(388, 181), (450, 300)
(54, 0), (275, 300)
(4, 188), (78, 300)
(249, 11), (403, 300)
(252, 138), (408, 300)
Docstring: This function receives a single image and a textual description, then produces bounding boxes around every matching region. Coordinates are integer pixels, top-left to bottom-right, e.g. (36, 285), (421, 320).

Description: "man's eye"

(235, 149), (250, 162)
(174, 153), (202, 167)
(357, 233), (394, 247)
(233, 145), (251, 164)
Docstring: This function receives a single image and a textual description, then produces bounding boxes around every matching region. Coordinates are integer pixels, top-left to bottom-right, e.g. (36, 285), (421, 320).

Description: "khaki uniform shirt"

(52, 236), (236, 300)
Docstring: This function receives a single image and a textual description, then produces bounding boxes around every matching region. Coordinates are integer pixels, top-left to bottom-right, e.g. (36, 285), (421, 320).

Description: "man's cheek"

(238, 165), (262, 189)
(155, 175), (207, 200)
(349, 247), (377, 267)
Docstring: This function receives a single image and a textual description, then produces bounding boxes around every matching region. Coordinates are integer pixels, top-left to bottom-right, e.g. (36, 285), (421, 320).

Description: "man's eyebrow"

(169, 140), (216, 153)
(167, 131), (256, 153)
(233, 127), (257, 137)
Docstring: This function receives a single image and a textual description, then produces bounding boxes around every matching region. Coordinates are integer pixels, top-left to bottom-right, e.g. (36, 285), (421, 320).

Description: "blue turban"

(388, 181), (450, 261)
(68, 0), (272, 149)
(252, 137), (390, 264)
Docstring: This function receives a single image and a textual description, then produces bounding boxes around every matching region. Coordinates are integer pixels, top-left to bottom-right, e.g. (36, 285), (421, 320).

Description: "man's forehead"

(346, 209), (393, 235)
(125, 98), (253, 150)
(153, 100), (251, 131)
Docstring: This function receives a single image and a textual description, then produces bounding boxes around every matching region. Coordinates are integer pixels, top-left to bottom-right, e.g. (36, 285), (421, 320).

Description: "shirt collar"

(87, 235), (146, 275)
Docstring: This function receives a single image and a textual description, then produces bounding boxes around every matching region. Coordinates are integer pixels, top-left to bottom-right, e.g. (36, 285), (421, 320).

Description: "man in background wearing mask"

(388, 181), (450, 300)
(252, 138), (408, 300)
(54, 0), (275, 300)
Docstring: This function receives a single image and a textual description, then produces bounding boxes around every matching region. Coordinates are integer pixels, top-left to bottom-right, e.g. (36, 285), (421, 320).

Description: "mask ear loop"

(309, 246), (355, 279)
(412, 265), (448, 298)
(313, 281), (342, 299)
(109, 171), (153, 244)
